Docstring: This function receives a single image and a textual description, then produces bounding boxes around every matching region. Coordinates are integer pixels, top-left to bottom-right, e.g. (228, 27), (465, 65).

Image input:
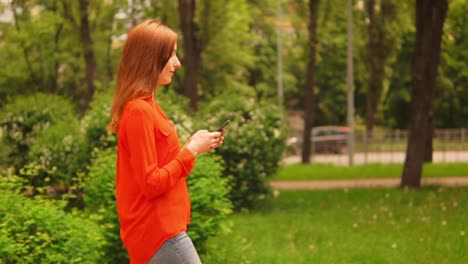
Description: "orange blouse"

(116, 97), (195, 264)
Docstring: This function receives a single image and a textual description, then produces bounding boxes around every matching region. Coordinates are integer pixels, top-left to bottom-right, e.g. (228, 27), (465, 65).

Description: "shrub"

(81, 148), (128, 264)
(156, 88), (194, 141)
(196, 93), (288, 210)
(187, 154), (232, 253)
(156, 90), (233, 250)
(27, 119), (84, 190)
(81, 150), (232, 261)
(0, 173), (105, 263)
(79, 89), (188, 153)
(0, 93), (78, 171)
(80, 91), (116, 153)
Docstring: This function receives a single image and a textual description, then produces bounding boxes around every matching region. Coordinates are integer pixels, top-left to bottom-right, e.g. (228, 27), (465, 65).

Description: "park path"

(270, 177), (468, 190)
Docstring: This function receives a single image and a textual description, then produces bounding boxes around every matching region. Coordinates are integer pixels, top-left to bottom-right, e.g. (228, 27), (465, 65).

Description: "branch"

(61, 0), (79, 29)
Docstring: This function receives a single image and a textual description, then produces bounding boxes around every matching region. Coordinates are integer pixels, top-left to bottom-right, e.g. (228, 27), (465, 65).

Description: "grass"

(202, 187), (467, 264)
(272, 162), (468, 181)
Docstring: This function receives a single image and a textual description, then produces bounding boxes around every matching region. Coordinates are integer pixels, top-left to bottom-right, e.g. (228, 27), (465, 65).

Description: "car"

(311, 126), (349, 153)
(286, 126), (350, 155)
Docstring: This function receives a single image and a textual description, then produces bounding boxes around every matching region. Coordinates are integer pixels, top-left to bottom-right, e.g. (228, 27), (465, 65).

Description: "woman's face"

(158, 44), (181, 85)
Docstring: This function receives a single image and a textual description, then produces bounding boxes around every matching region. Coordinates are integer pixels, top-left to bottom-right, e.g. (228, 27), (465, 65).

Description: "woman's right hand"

(185, 130), (224, 156)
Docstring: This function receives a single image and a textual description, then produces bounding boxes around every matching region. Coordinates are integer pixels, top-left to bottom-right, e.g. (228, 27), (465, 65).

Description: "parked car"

(311, 126), (349, 153)
(286, 126), (350, 155)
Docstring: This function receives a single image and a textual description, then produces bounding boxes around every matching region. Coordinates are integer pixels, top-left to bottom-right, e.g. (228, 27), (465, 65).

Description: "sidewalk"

(270, 177), (468, 190)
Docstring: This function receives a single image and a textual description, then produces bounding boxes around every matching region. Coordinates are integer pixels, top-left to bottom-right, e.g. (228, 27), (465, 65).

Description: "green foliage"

(187, 154), (232, 253)
(382, 32), (414, 129)
(199, 0), (256, 97)
(0, 174), (105, 263)
(0, 0), (123, 112)
(1, 0), (468, 131)
(156, 88), (194, 142)
(81, 148), (232, 261)
(80, 91), (116, 152)
(196, 93), (288, 210)
(0, 93), (78, 171)
(436, 0), (468, 128)
(27, 119), (84, 188)
(81, 148), (128, 264)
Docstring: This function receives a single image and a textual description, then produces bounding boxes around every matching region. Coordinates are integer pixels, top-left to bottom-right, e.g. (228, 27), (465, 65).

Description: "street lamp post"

(347, 0), (355, 166)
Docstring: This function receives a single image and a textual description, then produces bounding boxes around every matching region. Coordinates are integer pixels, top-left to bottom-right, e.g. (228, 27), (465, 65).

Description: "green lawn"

(272, 162), (468, 181)
(202, 187), (467, 264)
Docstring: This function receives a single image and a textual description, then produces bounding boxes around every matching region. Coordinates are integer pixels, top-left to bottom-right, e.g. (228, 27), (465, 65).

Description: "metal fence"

(286, 128), (468, 165)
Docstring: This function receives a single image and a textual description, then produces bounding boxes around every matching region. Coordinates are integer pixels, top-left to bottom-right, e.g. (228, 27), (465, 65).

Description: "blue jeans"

(148, 232), (202, 264)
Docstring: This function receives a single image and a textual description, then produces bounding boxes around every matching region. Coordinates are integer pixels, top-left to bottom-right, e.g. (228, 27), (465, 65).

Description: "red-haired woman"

(108, 19), (223, 264)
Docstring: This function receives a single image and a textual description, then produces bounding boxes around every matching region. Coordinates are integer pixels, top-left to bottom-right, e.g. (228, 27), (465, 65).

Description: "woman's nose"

(174, 56), (182, 68)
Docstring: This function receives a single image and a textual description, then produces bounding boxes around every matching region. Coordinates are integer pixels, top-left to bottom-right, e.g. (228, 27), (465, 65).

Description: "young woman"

(108, 19), (223, 264)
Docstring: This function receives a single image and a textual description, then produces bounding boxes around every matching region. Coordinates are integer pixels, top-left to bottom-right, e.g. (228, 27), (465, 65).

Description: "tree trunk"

(365, 0), (378, 139)
(424, 114), (434, 162)
(365, 0), (396, 139)
(301, 0), (319, 164)
(78, 0), (96, 110)
(178, 0), (201, 111)
(61, 0), (97, 110)
(401, 0), (447, 188)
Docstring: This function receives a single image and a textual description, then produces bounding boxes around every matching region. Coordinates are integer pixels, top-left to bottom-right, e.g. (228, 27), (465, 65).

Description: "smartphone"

(217, 120), (231, 132)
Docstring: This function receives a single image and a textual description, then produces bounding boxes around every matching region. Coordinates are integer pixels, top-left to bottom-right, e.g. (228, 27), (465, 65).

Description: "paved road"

(271, 177), (468, 190)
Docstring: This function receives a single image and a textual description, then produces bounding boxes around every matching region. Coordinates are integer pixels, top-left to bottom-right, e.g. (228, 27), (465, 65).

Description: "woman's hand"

(185, 130), (224, 156)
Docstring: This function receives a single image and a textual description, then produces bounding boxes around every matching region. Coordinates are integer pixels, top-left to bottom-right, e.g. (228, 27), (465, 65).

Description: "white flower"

(273, 189), (280, 198)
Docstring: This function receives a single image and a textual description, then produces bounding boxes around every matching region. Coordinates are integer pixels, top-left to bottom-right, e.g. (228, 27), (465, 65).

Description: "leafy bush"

(79, 89), (189, 154)
(187, 154), (232, 253)
(156, 89), (194, 142)
(80, 91), (116, 153)
(196, 93), (288, 210)
(81, 148), (128, 264)
(156, 90), (233, 250)
(0, 93), (78, 171)
(26, 120), (84, 190)
(0, 174), (105, 263)
(81, 149), (232, 262)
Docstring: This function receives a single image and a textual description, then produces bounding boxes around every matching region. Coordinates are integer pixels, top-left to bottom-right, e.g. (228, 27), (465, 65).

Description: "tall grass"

(273, 162), (468, 181)
(202, 187), (467, 264)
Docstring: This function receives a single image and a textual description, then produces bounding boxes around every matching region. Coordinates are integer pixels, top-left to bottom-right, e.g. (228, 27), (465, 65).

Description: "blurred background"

(0, 0), (467, 263)
(1, 0), (466, 164)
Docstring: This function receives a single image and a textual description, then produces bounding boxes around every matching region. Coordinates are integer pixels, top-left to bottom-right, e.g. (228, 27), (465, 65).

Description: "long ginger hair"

(108, 19), (178, 132)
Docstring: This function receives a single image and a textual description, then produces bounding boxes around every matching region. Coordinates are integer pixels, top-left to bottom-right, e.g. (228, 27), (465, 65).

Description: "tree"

(435, 0), (468, 128)
(4, 0), (67, 97)
(364, 0), (398, 138)
(401, 0), (448, 188)
(178, 0), (200, 110)
(301, 0), (319, 163)
(60, 0), (97, 110)
(177, 0), (255, 110)
(0, 0), (123, 110)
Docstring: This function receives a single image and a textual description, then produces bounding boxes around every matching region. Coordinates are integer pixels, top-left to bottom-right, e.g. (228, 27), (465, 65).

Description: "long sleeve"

(122, 103), (195, 200)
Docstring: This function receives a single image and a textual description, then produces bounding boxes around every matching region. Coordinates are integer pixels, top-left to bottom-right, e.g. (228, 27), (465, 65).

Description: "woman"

(108, 19), (223, 264)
